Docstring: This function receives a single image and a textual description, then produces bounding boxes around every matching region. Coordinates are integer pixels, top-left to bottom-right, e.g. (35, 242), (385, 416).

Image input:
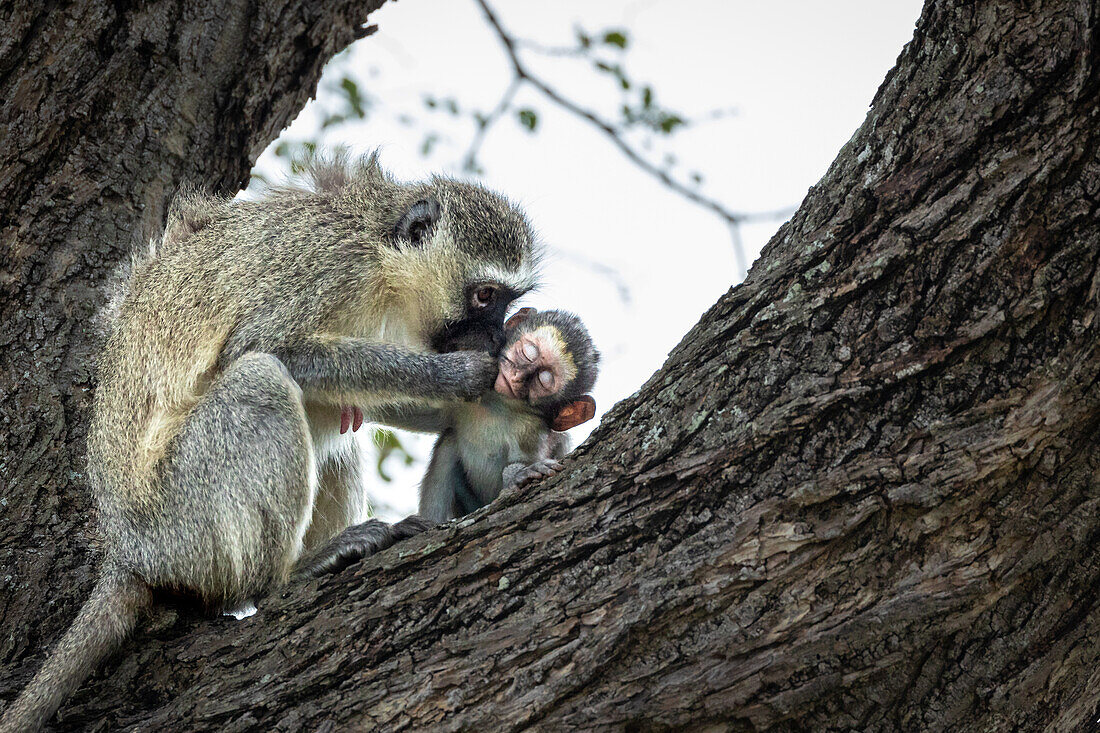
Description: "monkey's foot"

(294, 515), (434, 578)
(503, 459), (564, 492)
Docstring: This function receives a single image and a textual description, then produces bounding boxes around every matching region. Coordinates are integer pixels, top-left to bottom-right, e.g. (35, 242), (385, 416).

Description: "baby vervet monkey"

(343, 308), (599, 524)
(421, 307), (599, 521)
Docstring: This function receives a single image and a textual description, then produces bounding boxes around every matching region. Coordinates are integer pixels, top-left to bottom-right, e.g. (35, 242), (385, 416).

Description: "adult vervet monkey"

(0, 154), (542, 732)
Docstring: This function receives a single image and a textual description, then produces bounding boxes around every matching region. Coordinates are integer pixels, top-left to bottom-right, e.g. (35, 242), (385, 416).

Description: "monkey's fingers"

(340, 407), (353, 434)
(445, 351), (500, 400)
(392, 514), (434, 539)
(507, 459), (566, 491)
(352, 406), (365, 432)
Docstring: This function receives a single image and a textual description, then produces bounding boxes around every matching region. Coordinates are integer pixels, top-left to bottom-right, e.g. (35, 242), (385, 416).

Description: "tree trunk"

(5, 0), (1100, 731)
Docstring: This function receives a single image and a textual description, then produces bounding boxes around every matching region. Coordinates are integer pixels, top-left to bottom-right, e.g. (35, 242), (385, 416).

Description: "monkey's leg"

(123, 352), (315, 606)
(366, 404), (447, 434)
(302, 435), (368, 552)
(294, 515), (434, 578)
(418, 431), (469, 522)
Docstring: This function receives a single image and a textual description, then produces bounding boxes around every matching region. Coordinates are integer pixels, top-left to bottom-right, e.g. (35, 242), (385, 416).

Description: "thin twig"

(461, 77), (522, 172)
(728, 221), (747, 279)
(558, 250), (633, 305)
(514, 38), (587, 57)
(472, 0), (794, 273)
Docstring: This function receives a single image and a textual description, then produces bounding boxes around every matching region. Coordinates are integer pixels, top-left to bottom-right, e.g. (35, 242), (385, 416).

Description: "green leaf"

(642, 86), (653, 109)
(424, 95), (437, 109)
(339, 77), (367, 118)
(372, 428), (414, 483)
(602, 30), (628, 49)
(420, 133), (439, 157)
(517, 108), (539, 132)
(576, 27), (591, 48)
(659, 114), (685, 133)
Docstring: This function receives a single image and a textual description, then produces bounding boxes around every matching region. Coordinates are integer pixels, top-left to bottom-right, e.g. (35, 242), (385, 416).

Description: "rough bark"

(0, 0), (382, 716)
(4, 0), (1100, 731)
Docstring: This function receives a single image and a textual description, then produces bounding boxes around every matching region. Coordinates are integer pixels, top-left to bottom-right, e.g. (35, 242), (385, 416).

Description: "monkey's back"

(88, 193), (377, 526)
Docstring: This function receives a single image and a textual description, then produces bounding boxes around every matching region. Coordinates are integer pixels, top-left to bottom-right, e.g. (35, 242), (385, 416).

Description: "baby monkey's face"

(495, 324), (573, 404)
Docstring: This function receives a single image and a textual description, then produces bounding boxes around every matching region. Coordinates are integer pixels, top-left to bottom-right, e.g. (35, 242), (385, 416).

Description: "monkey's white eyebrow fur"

(475, 263), (539, 293)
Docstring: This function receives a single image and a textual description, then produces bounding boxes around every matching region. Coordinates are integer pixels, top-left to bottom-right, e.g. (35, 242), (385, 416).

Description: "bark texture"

(4, 0), (1100, 731)
(0, 0), (382, 717)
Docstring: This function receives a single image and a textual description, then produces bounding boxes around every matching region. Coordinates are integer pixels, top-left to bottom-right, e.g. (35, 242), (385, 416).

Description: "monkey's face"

(430, 281), (522, 356)
(495, 324), (574, 406)
(387, 182), (541, 355)
(495, 312), (599, 432)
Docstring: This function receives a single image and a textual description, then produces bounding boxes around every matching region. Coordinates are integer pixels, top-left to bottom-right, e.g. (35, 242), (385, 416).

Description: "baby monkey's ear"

(504, 306), (537, 330)
(551, 395), (596, 431)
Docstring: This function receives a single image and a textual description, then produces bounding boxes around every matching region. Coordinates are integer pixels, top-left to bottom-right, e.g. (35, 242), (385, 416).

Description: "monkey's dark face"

(430, 281), (522, 356)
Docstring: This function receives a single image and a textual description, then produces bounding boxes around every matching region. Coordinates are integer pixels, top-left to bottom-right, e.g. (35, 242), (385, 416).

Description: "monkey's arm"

(547, 431), (572, 460)
(270, 337), (497, 404)
(419, 431), (470, 522)
(367, 404), (447, 434)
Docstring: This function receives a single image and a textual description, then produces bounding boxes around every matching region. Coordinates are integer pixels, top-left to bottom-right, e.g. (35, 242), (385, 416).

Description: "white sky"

(250, 0), (924, 520)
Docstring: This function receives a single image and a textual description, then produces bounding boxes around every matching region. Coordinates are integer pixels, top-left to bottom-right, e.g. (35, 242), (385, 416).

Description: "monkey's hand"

(293, 515), (434, 578)
(502, 459), (565, 492)
(435, 351), (499, 401)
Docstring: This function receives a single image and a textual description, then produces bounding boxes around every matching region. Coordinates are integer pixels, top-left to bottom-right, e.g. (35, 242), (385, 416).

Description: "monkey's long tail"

(0, 567), (152, 733)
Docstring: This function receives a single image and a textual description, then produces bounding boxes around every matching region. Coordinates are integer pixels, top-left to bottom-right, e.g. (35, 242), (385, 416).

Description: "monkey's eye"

(522, 342), (539, 361)
(538, 370), (554, 389)
(474, 286), (495, 306)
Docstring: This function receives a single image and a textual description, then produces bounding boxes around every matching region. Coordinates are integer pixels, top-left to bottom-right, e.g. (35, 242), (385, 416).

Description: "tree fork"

(3, 0), (1100, 731)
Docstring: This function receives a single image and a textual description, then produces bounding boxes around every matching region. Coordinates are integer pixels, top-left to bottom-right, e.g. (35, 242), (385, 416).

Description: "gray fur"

(1, 155), (542, 732)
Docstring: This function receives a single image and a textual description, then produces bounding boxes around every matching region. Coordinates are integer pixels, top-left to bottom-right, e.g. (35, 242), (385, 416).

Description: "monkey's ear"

(505, 307), (537, 330)
(551, 396), (596, 431)
(394, 197), (441, 247)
